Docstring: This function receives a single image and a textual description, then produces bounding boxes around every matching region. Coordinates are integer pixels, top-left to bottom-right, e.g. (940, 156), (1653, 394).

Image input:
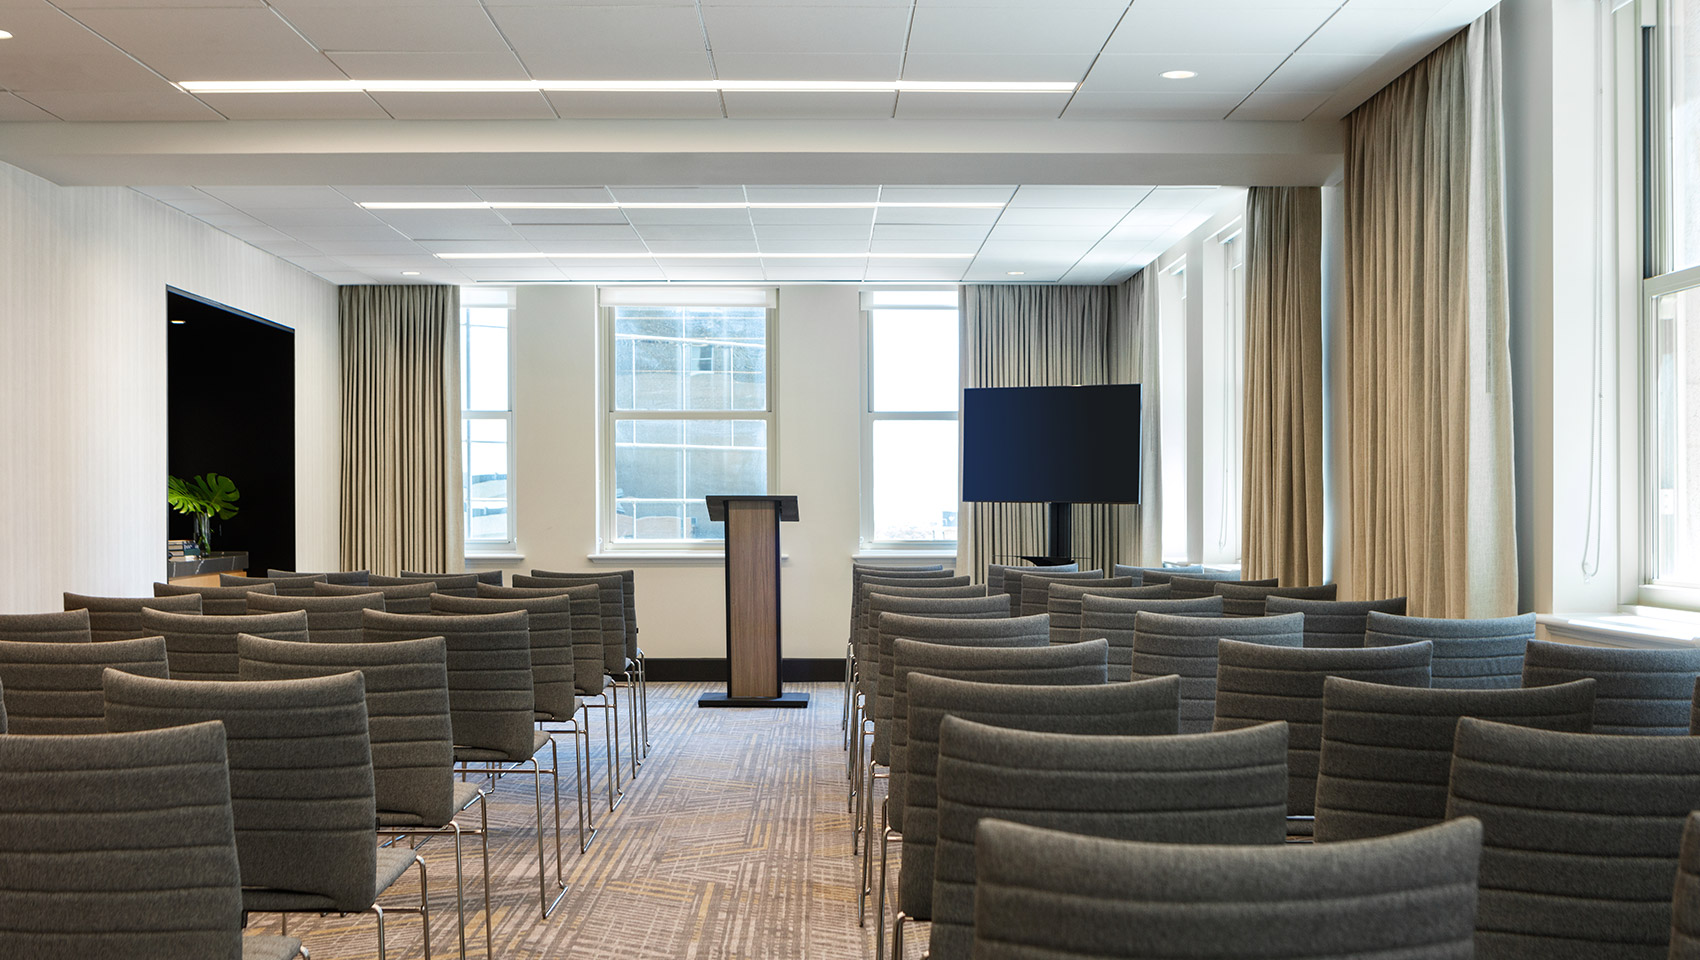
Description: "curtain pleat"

(1243, 187), (1324, 586)
(338, 285), (462, 575)
(1343, 7), (1516, 617)
(956, 283), (1150, 580)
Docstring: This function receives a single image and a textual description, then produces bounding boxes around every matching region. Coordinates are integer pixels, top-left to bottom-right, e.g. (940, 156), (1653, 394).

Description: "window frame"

(596, 290), (779, 554)
(858, 289), (961, 551)
(460, 288), (517, 555)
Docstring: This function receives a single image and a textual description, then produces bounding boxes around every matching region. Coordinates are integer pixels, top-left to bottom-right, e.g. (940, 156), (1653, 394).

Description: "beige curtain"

(1343, 7), (1516, 617)
(338, 285), (462, 575)
(956, 284), (1146, 579)
(1243, 187), (1324, 586)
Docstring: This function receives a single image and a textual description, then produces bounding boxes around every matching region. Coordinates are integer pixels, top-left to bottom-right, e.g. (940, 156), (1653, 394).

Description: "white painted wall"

(0, 160), (339, 614)
(483, 283), (870, 661)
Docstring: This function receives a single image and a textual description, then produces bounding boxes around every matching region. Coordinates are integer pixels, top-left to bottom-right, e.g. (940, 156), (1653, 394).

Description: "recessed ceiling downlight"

(0, 30), (13, 40)
(1160, 70), (1197, 80)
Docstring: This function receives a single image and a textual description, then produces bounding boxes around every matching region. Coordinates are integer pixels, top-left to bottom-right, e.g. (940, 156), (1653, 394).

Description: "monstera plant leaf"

(167, 473), (241, 520)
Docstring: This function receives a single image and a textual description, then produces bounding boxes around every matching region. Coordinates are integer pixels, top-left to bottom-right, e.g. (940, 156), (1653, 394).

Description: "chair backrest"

(245, 592), (385, 643)
(238, 635), (455, 828)
(403, 569), (502, 587)
(141, 608), (308, 682)
(1313, 676), (1596, 843)
(1168, 575), (1277, 600)
(0, 722), (247, 960)
(928, 719), (1288, 960)
(1448, 717), (1700, 958)
(970, 817), (1481, 960)
(1672, 811), (1700, 958)
(1020, 573), (1129, 621)
(987, 562), (1075, 596)
(1264, 595), (1408, 648)
(898, 665), (1167, 921)
(532, 568), (635, 650)
(0, 636), (169, 734)
(314, 580), (433, 614)
(270, 568), (372, 586)
(1078, 595), (1223, 683)
(0, 609), (93, 643)
(372, 573), (480, 599)
(856, 576), (976, 658)
(513, 574), (627, 674)
(154, 581), (279, 616)
(853, 566), (953, 620)
(867, 592), (1013, 767)
(1128, 608), (1300, 732)
(1047, 582), (1169, 645)
(1004, 569), (1104, 618)
(219, 573), (325, 598)
(1214, 582), (1338, 617)
(1521, 639), (1700, 735)
(1113, 564), (1201, 583)
(103, 670), (378, 914)
(361, 608), (538, 761)
(1365, 611), (1536, 689)
(431, 592), (576, 721)
(63, 592), (202, 642)
(1214, 639), (1433, 820)
(478, 582), (605, 697)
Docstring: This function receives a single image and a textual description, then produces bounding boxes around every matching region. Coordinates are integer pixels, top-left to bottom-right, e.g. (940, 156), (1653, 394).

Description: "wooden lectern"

(699, 495), (808, 708)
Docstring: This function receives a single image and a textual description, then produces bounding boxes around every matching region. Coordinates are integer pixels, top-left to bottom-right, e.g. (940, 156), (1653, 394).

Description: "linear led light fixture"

(177, 79), (1078, 95)
(362, 200), (1007, 211)
(435, 251), (977, 260)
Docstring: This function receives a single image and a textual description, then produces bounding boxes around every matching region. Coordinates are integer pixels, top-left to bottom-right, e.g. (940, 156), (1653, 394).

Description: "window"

(1203, 227), (1244, 564)
(861, 289), (960, 547)
(461, 287), (515, 551)
(600, 288), (775, 546)
(1158, 259), (1190, 562)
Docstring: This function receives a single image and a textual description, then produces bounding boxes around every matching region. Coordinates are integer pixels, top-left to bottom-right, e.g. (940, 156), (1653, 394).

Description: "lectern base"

(697, 692), (811, 709)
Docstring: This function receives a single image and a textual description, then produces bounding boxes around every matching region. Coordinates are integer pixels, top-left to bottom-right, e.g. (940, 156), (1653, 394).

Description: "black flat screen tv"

(961, 384), (1141, 504)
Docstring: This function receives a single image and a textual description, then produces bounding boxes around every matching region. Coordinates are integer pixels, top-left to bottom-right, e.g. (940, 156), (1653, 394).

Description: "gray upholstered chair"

(103, 670), (427, 960)
(1004, 568), (1104, 618)
(431, 591), (594, 849)
(1673, 811), (1700, 958)
(1365, 610), (1535, 688)
(1128, 608), (1298, 732)
(1264, 595), (1407, 648)
(0, 609), (93, 643)
(1168, 574), (1276, 600)
(987, 562), (1073, 597)
(1522, 638), (1700, 735)
(1213, 638), (1433, 832)
(514, 573), (636, 786)
(1079, 595), (1223, 682)
(1113, 563), (1199, 583)
(1449, 717), (1700, 958)
(404, 569), (503, 587)
(270, 568), (372, 586)
(1312, 675), (1596, 842)
(970, 817), (1482, 960)
(219, 573), (325, 598)
(238, 634), (490, 960)
(0, 636), (169, 734)
(888, 641), (1117, 945)
(1215, 581), (1338, 617)
(154, 581), (279, 616)
(361, 608), (569, 917)
(860, 582), (985, 693)
(1045, 580), (1165, 644)
(373, 573), (479, 598)
(141, 607), (307, 682)
(927, 718), (1288, 960)
(245, 591), (385, 643)
(315, 579), (434, 614)
(533, 568), (644, 758)
(845, 566), (955, 744)
(63, 591), (202, 642)
(0, 721), (305, 960)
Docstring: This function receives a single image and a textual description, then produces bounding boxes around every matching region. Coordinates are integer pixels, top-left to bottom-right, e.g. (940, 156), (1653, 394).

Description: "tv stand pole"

(1018, 501), (1076, 567)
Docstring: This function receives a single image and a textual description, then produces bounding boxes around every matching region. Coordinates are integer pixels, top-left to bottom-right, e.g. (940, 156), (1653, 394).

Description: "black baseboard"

(644, 657), (843, 683)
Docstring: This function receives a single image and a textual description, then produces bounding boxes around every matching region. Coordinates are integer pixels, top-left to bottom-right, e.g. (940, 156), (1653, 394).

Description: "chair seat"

(243, 847), (417, 913)
(375, 781), (485, 828)
(536, 704), (579, 722)
(243, 934), (304, 960)
(454, 729), (552, 764)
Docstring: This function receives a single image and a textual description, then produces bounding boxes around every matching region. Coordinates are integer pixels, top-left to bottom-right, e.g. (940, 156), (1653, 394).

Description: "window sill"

(852, 549), (958, 562)
(465, 552), (523, 564)
(1536, 611), (1700, 649)
(588, 552), (790, 565)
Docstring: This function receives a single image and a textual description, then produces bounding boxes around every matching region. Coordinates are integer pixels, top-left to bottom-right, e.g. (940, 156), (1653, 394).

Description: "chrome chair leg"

(579, 695), (621, 811)
(893, 912), (915, 960)
(858, 760), (886, 925)
(876, 803), (898, 960)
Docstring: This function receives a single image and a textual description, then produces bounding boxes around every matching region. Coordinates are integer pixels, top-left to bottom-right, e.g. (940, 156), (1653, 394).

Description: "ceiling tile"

(368, 210), (521, 241)
(763, 264), (867, 281)
(0, 6), (198, 92)
(994, 206), (1127, 226)
(1009, 186), (1155, 207)
(748, 207), (875, 226)
(634, 224), (756, 241)
(878, 185), (1016, 204)
(646, 240), (761, 254)
(194, 92), (389, 120)
(905, 5), (1125, 55)
(874, 206), (1005, 225)
(1102, 0), (1339, 56)
(558, 265), (668, 282)
(1062, 90), (1244, 119)
(1082, 53), (1285, 92)
(722, 91), (894, 119)
(699, 5), (910, 54)
(496, 208), (630, 225)
(870, 224), (991, 241)
(200, 186), (356, 208)
(525, 240), (651, 254)
(474, 186), (616, 203)
(757, 239), (871, 254)
(898, 53), (1094, 82)
(544, 91), (724, 118)
(892, 91), (1071, 119)
(865, 261), (970, 281)
(753, 224), (875, 240)
(367, 90), (557, 119)
(1254, 54), (1381, 93)
(744, 186), (880, 203)
(271, 4), (513, 53)
(457, 266), (571, 281)
(712, 53), (904, 81)
(326, 51), (531, 80)
(621, 208), (752, 226)
(417, 239), (541, 254)
(488, 6), (715, 78)
(133, 186), (206, 201)
(986, 223), (1116, 242)
(0, 92), (59, 120)
(867, 239), (981, 255)
(975, 239), (1097, 259)
(339, 186), (486, 203)
(1229, 90), (1332, 121)
(309, 240), (429, 256)
(513, 224), (642, 242)
(19, 87), (223, 121)
(1299, 6), (1441, 57)
(612, 186), (746, 203)
(71, 8), (344, 81)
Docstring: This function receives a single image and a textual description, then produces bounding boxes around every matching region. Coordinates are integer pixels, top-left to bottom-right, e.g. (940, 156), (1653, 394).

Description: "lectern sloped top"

(705, 495), (799, 523)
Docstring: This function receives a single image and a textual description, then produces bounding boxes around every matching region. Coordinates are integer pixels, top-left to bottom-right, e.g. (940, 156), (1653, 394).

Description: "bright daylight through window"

(461, 287), (514, 549)
(604, 291), (773, 544)
(862, 290), (959, 545)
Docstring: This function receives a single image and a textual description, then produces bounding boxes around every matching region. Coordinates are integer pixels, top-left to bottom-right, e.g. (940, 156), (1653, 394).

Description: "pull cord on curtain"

(338, 285), (462, 575)
(1343, 6), (1516, 617)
